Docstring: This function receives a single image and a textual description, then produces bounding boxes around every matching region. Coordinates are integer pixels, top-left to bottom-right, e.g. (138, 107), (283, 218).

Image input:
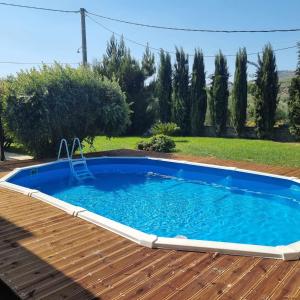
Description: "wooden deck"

(0, 150), (299, 300)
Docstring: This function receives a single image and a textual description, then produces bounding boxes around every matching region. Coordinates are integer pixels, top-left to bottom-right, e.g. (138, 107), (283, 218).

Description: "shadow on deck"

(0, 212), (97, 299)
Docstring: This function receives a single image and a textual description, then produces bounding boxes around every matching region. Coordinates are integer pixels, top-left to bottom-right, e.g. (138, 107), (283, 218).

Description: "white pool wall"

(1, 156), (300, 260)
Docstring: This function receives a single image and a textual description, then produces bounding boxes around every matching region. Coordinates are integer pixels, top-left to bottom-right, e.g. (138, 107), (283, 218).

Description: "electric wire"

(0, 2), (79, 13)
(86, 11), (300, 33)
(0, 61), (80, 65)
(0, 2), (299, 33)
(0, 2), (298, 64)
(87, 15), (299, 58)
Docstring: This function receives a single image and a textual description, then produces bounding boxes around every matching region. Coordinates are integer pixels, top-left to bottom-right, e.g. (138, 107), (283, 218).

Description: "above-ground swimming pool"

(1, 157), (300, 260)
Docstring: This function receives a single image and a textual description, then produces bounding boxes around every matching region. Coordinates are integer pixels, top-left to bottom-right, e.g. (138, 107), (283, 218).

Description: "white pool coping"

(0, 156), (299, 260)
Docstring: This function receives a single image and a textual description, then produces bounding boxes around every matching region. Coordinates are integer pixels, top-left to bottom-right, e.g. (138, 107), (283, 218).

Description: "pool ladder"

(57, 138), (94, 181)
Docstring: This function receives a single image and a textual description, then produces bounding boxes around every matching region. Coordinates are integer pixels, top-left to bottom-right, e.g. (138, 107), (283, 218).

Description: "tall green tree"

(296, 41), (300, 77)
(209, 51), (229, 136)
(0, 84), (5, 161)
(94, 35), (156, 134)
(288, 42), (300, 138)
(190, 49), (207, 135)
(157, 50), (172, 122)
(142, 44), (156, 78)
(254, 44), (279, 139)
(171, 47), (190, 133)
(231, 48), (248, 136)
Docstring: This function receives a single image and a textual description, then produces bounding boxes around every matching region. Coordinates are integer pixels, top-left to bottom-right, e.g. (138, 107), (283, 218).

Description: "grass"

(82, 136), (300, 168)
(6, 143), (28, 154)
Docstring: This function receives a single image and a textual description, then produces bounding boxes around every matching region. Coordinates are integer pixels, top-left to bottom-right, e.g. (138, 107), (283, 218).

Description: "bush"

(150, 122), (180, 136)
(137, 134), (176, 152)
(3, 64), (130, 158)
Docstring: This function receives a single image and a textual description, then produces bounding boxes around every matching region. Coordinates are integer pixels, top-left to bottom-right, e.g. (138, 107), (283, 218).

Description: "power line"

(0, 61), (80, 65)
(0, 2), (79, 13)
(1, 2), (299, 64)
(87, 11), (300, 33)
(1, 2), (299, 33)
(87, 15), (299, 58)
(86, 15), (172, 55)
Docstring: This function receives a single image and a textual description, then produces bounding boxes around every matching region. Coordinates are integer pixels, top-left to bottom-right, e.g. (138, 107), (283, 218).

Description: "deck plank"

(270, 266), (300, 299)
(150, 255), (240, 300)
(243, 261), (299, 299)
(0, 151), (299, 299)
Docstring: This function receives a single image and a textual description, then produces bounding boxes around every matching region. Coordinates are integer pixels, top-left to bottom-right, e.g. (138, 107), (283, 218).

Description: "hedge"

(3, 64), (130, 158)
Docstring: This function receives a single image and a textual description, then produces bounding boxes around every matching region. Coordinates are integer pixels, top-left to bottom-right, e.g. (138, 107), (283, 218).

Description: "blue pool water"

(8, 158), (300, 246)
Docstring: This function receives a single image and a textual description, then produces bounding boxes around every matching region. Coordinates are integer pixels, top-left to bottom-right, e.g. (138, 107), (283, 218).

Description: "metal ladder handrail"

(70, 137), (84, 160)
(57, 138), (70, 161)
(70, 137), (94, 181)
(57, 138), (94, 181)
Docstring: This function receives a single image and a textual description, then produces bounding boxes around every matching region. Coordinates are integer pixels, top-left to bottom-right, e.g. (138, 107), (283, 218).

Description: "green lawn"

(83, 136), (300, 168)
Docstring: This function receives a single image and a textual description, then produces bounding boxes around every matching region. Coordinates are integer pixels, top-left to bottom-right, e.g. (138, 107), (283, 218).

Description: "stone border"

(1, 156), (299, 260)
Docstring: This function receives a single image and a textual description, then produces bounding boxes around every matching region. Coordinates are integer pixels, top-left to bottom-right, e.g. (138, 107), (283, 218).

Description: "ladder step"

(76, 172), (90, 177)
(75, 170), (90, 175)
(77, 175), (92, 180)
(72, 160), (86, 166)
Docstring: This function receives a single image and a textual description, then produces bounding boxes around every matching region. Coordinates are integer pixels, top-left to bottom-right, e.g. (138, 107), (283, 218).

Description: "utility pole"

(80, 8), (88, 66)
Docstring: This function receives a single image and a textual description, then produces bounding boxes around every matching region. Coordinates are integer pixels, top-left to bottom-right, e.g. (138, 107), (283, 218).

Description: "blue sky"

(0, 0), (299, 78)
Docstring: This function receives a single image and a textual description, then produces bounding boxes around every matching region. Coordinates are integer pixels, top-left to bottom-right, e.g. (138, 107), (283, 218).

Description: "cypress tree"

(288, 42), (300, 138)
(190, 49), (207, 135)
(231, 48), (248, 136)
(210, 51), (229, 136)
(296, 42), (300, 76)
(0, 96), (4, 161)
(254, 44), (279, 139)
(142, 44), (156, 78)
(171, 47), (190, 133)
(157, 50), (172, 122)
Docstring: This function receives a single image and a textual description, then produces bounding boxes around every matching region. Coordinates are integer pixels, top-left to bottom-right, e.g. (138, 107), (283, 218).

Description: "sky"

(0, 0), (299, 78)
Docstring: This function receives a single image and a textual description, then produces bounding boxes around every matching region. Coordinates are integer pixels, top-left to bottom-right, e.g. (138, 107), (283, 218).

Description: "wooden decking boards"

(0, 150), (299, 299)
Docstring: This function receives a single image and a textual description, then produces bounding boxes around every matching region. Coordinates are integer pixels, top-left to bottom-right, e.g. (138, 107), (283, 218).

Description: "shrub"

(150, 122), (180, 136)
(3, 64), (130, 158)
(137, 134), (176, 152)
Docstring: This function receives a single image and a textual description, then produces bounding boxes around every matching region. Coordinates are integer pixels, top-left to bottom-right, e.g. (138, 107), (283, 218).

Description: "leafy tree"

(254, 44), (279, 139)
(231, 48), (248, 136)
(190, 49), (207, 135)
(157, 50), (172, 122)
(3, 64), (130, 158)
(172, 47), (190, 134)
(94, 36), (156, 134)
(209, 51), (229, 136)
(288, 42), (300, 138)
